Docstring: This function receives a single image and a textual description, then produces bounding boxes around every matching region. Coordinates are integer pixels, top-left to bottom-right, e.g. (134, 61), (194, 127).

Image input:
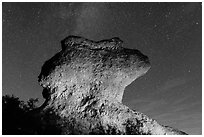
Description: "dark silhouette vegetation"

(3, 94), (38, 134)
(2, 94), (62, 134)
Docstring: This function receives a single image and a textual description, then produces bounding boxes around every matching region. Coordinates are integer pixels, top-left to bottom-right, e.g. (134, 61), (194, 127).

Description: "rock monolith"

(37, 36), (187, 135)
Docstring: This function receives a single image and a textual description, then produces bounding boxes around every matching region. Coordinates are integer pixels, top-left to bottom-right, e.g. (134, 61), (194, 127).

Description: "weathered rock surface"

(37, 35), (187, 135)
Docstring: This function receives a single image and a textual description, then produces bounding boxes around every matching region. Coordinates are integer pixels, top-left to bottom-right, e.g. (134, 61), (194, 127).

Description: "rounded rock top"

(61, 35), (123, 50)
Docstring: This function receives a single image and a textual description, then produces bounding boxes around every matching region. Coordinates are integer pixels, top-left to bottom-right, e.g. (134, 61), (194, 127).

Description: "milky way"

(2, 2), (202, 134)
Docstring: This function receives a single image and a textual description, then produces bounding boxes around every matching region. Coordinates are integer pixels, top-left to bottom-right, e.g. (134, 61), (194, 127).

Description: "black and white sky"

(2, 2), (202, 134)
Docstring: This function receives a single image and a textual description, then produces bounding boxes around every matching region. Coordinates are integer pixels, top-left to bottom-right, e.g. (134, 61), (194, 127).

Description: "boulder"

(37, 35), (187, 135)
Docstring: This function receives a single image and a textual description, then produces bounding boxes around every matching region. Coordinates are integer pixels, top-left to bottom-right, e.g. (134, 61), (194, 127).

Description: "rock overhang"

(38, 36), (151, 98)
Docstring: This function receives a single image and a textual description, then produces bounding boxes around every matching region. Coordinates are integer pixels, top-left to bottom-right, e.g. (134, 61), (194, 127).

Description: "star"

(153, 24), (158, 28)
(166, 34), (171, 40)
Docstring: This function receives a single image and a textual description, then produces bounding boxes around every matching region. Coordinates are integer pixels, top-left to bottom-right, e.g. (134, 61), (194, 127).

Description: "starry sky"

(2, 2), (202, 135)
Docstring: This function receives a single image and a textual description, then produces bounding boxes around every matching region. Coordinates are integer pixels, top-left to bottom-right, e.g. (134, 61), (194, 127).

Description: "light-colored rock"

(38, 36), (187, 135)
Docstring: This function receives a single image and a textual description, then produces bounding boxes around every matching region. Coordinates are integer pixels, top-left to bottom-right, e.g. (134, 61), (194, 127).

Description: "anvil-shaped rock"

(38, 36), (187, 135)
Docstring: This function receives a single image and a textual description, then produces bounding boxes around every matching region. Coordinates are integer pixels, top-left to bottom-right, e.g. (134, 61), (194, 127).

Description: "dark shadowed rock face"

(38, 36), (187, 135)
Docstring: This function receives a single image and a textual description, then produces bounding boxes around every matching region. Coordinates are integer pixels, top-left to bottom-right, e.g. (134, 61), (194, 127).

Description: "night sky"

(2, 2), (202, 134)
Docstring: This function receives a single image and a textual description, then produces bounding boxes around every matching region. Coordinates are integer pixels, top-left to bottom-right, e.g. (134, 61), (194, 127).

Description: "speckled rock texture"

(37, 36), (187, 135)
